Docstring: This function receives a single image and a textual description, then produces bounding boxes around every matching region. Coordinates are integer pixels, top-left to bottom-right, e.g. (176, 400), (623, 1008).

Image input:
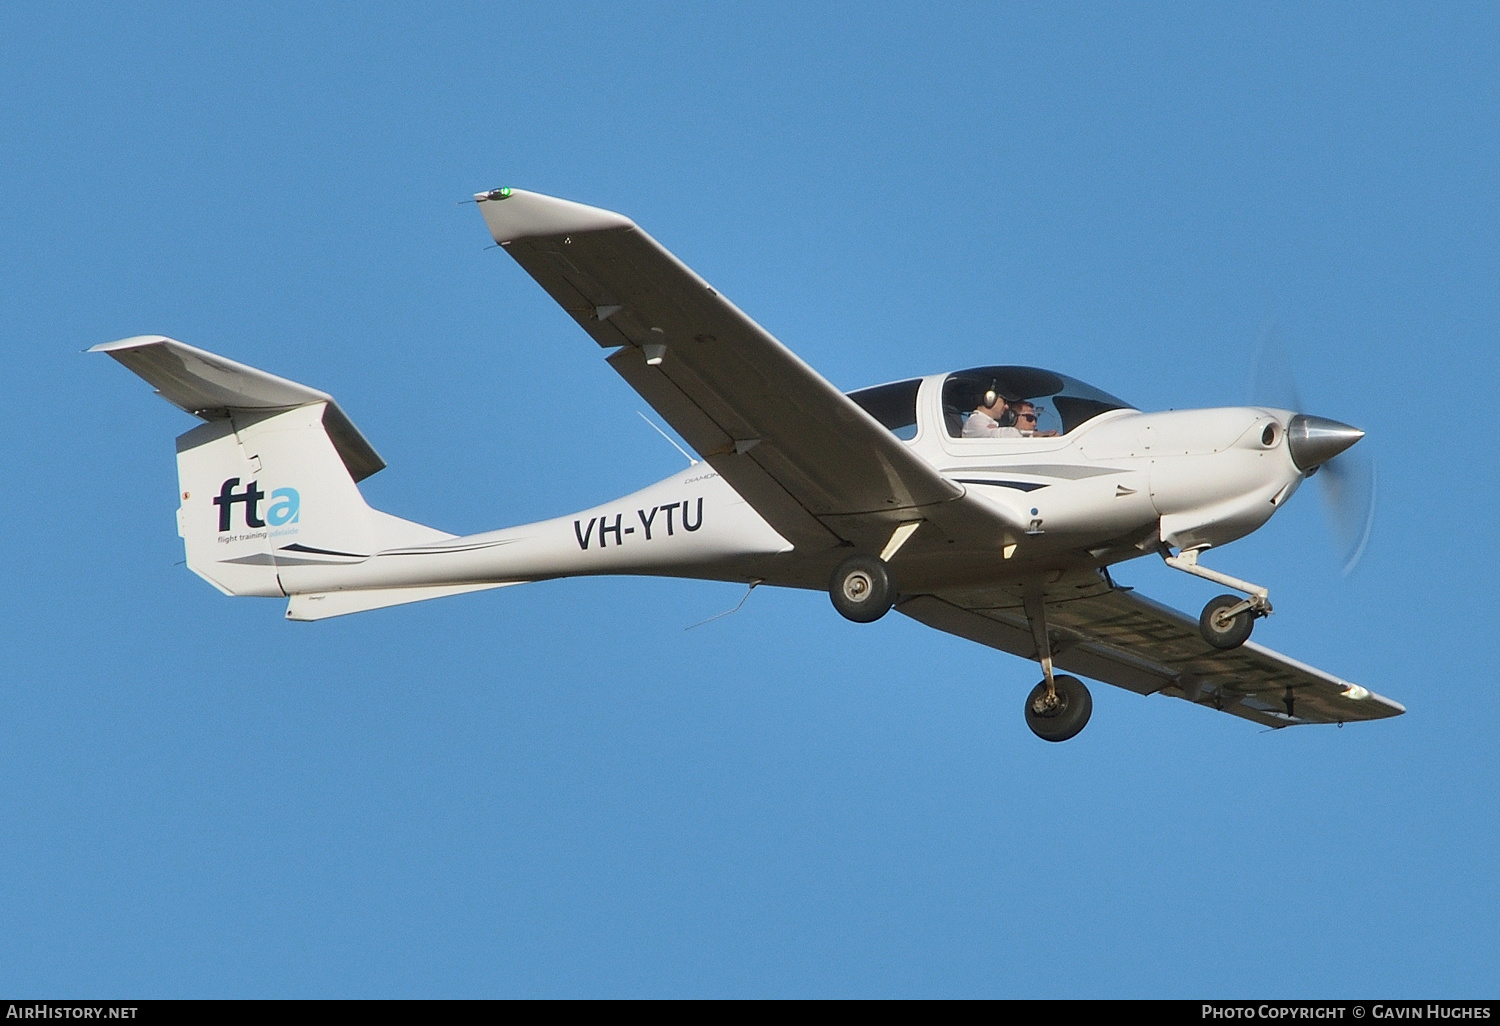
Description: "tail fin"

(95, 336), (465, 607)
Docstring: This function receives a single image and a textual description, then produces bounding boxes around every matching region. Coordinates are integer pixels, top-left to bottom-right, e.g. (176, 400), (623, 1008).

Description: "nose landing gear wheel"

(1199, 594), (1254, 649)
(1024, 675), (1092, 742)
(828, 554), (895, 623)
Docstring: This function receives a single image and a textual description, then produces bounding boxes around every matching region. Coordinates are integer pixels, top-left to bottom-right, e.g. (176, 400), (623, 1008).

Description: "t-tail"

(93, 336), (502, 618)
(94, 337), (792, 620)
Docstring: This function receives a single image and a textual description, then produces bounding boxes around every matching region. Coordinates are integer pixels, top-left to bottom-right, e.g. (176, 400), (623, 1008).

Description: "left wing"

(898, 584), (1404, 728)
(475, 188), (1026, 563)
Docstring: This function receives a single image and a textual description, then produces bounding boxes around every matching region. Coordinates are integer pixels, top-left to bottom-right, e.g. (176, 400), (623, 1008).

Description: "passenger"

(1012, 400), (1059, 437)
(963, 388), (1021, 438)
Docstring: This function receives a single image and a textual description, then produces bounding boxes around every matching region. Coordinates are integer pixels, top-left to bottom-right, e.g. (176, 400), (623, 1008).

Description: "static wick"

(685, 581), (762, 631)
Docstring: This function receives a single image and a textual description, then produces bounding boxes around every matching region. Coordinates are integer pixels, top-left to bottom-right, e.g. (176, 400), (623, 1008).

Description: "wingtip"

(89, 334), (176, 355)
(474, 187), (634, 245)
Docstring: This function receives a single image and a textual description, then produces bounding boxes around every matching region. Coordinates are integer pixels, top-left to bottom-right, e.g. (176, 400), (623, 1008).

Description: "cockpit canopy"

(845, 378), (923, 439)
(940, 366), (1133, 437)
(845, 367), (1134, 442)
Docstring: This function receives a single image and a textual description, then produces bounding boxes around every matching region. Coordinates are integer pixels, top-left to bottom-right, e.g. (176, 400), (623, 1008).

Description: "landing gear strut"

(1021, 592), (1093, 742)
(1162, 548), (1271, 650)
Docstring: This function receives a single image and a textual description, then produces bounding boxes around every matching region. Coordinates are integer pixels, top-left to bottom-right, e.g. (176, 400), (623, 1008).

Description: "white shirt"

(962, 411), (1022, 438)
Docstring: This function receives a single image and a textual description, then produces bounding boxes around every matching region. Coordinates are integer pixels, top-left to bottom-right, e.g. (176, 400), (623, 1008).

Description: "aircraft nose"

(1287, 414), (1364, 472)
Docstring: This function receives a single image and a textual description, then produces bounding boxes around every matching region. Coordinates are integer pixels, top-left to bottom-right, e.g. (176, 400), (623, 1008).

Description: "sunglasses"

(1016, 413), (1038, 422)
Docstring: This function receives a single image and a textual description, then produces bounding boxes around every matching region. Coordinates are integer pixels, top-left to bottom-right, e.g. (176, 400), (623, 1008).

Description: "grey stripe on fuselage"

(949, 463), (1126, 481)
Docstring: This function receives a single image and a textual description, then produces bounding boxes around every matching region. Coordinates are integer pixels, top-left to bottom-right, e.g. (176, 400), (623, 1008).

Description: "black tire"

(829, 554), (895, 623)
(1024, 675), (1092, 742)
(1199, 594), (1253, 649)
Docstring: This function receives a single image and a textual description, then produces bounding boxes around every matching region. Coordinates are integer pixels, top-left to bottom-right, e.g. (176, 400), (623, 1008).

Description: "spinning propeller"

(1250, 327), (1376, 575)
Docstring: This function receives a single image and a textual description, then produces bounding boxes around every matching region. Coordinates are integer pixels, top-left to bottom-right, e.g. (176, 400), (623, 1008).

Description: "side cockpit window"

(941, 366), (1133, 437)
(847, 378), (922, 440)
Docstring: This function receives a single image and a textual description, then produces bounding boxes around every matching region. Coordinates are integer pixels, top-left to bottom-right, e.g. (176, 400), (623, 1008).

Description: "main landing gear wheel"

(1199, 594), (1254, 649)
(829, 554), (895, 623)
(1025, 675), (1092, 742)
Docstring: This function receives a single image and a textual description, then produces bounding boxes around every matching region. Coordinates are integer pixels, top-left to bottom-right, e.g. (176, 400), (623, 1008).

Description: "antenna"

(685, 581), (762, 630)
(638, 411), (698, 466)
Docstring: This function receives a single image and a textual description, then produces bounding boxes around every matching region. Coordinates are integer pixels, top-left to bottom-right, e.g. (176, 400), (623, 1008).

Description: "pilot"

(1012, 400), (1059, 438)
(963, 388), (1021, 438)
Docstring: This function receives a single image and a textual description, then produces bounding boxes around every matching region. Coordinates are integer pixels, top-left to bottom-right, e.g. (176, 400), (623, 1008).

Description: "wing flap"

(607, 347), (838, 551)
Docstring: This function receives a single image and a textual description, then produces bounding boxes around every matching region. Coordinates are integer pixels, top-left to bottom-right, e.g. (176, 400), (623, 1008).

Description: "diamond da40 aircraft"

(97, 187), (1403, 741)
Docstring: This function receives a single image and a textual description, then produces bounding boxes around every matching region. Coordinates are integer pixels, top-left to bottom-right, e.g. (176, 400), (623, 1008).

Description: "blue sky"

(3, 2), (1498, 997)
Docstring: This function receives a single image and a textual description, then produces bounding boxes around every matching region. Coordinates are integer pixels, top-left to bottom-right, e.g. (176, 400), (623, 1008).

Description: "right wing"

(898, 583), (1404, 729)
(475, 189), (1025, 561)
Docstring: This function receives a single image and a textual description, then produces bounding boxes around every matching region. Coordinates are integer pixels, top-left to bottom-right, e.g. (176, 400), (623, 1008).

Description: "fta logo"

(213, 478), (300, 531)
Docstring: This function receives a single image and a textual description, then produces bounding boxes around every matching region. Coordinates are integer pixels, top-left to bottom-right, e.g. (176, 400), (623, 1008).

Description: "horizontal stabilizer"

(92, 335), (384, 482)
(286, 582), (519, 621)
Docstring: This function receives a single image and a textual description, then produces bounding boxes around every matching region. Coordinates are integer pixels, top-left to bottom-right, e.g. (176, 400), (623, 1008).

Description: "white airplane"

(96, 187), (1403, 741)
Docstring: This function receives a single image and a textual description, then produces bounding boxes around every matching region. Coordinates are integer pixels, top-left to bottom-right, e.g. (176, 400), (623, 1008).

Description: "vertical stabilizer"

(174, 402), (453, 597)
